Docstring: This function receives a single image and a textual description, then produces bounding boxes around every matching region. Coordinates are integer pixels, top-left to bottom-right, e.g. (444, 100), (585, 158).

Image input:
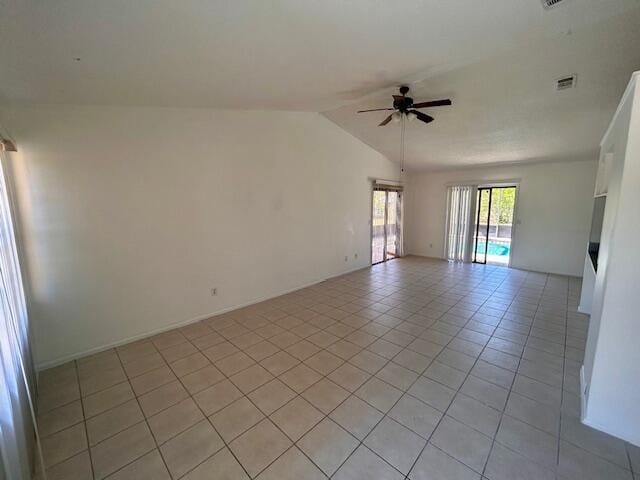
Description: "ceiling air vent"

(556, 74), (577, 91)
(542, 0), (566, 9)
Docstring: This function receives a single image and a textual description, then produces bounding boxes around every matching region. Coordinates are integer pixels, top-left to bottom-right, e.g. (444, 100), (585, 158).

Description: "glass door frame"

(473, 187), (492, 264)
(371, 187), (403, 265)
(472, 185), (518, 266)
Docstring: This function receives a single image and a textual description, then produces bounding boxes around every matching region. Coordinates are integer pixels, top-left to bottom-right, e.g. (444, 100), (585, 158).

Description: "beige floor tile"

(305, 350), (344, 375)
(364, 416), (426, 474)
(504, 392), (560, 435)
(558, 440), (633, 480)
(260, 350), (300, 375)
(117, 341), (157, 365)
(496, 415), (558, 469)
(44, 450), (93, 480)
(485, 443), (555, 480)
(160, 419), (224, 478)
(325, 339), (362, 360)
(37, 380), (81, 414)
(122, 352), (166, 378)
(215, 351), (256, 376)
(80, 365), (127, 397)
(388, 394), (442, 439)
(180, 321), (213, 341)
(45, 259), (593, 480)
(42, 423), (88, 468)
(148, 397), (205, 444)
(334, 445), (404, 480)
(328, 363), (371, 392)
(248, 378), (297, 415)
(431, 416), (492, 473)
(279, 363), (323, 393)
(560, 414), (629, 468)
(471, 360), (515, 389)
(245, 340), (280, 361)
(232, 332), (264, 350)
(424, 361), (467, 390)
(91, 422), (156, 479)
(191, 331), (225, 350)
(202, 341), (239, 362)
(138, 380), (189, 417)
(376, 362), (419, 391)
(349, 349), (389, 374)
(271, 396), (324, 441)
(230, 364), (274, 394)
(181, 364), (225, 394)
(298, 418), (359, 476)
(210, 397), (265, 443)
(170, 352), (210, 377)
(130, 365), (176, 396)
(409, 444), (480, 480)
(409, 377), (455, 412)
(38, 400), (84, 438)
(301, 378), (349, 414)
(460, 376), (510, 411)
(512, 374), (561, 408)
(285, 339), (322, 361)
(256, 446), (327, 480)
(193, 379), (243, 416)
(86, 399), (144, 445)
(447, 394), (502, 438)
(229, 419), (292, 477)
(181, 447), (249, 480)
(271, 331), (303, 349)
(82, 382), (134, 419)
(106, 449), (170, 480)
(355, 377), (403, 413)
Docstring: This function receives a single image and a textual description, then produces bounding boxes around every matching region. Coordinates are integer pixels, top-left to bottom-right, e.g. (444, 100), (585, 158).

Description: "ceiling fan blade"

(409, 110), (434, 124)
(357, 108), (394, 113)
(411, 99), (452, 109)
(379, 115), (393, 126)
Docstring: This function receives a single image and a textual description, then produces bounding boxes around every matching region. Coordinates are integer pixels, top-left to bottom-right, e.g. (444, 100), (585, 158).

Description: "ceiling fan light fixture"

(406, 111), (417, 122)
(392, 111), (402, 123)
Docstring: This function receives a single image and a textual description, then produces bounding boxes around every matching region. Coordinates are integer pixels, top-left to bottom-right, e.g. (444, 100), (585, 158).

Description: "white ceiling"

(324, 8), (640, 170)
(1, 0), (639, 168)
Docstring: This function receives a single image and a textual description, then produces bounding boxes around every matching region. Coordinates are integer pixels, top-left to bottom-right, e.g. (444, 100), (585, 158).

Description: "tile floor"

(35, 256), (640, 480)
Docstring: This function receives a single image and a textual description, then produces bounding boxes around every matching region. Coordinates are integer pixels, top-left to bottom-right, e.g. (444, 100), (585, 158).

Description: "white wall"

(0, 106), (397, 368)
(582, 73), (640, 446)
(405, 159), (598, 276)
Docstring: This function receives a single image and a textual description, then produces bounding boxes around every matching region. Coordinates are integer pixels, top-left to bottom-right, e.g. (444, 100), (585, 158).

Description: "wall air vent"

(542, 0), (566, 9)
(556, 74), (577, 91)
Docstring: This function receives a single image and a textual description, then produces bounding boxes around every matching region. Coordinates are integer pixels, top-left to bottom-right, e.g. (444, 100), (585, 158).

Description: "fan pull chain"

(400, 113), (406, 174)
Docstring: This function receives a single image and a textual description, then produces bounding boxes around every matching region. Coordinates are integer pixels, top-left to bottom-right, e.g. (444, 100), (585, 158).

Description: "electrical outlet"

(210, 287), (217, 296)
(344, 255), (348, 262)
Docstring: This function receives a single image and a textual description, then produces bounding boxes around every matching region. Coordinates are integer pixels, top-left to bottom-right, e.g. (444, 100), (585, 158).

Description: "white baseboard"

(579, 365), (587, 420)
(36, 263), (368, 371)
(577, 305), (590, 315)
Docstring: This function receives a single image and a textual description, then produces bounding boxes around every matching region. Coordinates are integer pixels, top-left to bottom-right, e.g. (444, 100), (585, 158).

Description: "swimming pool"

(475, 241), (510, 257)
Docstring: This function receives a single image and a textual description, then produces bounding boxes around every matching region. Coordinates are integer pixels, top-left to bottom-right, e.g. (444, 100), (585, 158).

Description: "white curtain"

(445, 185), (476, 262)
(0, 150), (38, 480)
(395, 191), (404, 258)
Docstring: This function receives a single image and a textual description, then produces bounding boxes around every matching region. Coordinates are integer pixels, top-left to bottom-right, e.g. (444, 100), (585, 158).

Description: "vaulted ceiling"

(1, 0), (639, 169)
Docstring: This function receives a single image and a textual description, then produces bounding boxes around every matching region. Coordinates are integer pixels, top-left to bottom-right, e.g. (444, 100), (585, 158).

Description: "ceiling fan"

(357, 86), (451, 126)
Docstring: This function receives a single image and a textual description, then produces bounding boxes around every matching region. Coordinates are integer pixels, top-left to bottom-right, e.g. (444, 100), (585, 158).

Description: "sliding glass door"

(473, 188), (492, 264)
(473, 186), (516, 265)
(371, 188), (402, 264)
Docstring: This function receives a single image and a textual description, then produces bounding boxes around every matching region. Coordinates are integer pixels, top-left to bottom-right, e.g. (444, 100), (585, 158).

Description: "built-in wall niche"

(588, 195), (606, 271)
(595, 152), (614, 196)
